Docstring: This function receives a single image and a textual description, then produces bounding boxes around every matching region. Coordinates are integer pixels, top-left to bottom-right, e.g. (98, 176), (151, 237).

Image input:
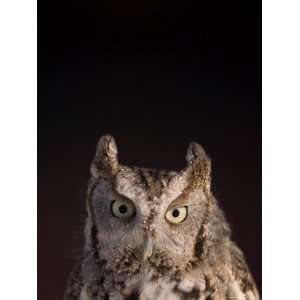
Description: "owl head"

(84, 135), (229, 277)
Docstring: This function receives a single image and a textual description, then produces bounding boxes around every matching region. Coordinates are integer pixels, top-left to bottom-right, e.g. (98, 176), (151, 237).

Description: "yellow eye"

(111, 199), (136, 219)
(165, 206), (188, 224)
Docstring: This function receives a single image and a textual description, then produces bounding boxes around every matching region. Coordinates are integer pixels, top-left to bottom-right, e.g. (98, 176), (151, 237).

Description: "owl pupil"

(172, 209), (180, 218)
(119, 205), (127, 214)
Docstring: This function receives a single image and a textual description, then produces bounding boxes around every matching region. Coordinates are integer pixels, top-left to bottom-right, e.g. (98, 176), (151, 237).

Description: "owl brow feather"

(166, 181), (199, 211)
(135, 167), (151, 190)
(167, 193), (191, 210)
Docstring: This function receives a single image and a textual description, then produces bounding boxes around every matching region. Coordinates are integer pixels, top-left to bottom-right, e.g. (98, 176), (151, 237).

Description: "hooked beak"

(143, 236), (154, 261)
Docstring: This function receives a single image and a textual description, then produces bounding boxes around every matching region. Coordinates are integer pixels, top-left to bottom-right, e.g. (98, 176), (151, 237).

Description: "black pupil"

(119, 204), (128, 214)
(172, 209), (180, 218)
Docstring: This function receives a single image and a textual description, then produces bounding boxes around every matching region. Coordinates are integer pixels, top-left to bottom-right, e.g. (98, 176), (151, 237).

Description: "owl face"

(86, 135), (212, 276)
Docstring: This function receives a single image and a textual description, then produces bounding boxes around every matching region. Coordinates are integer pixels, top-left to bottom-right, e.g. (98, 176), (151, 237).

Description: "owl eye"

(165, 206), (188, 224)
(111, 199), (136, 219)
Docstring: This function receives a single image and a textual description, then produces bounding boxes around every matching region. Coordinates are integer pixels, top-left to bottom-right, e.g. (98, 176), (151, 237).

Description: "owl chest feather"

(79, 263), (210, 300)
(79, 272), (205, 300)
(139, 269), (206, 300)
(75, 262), (258, 300)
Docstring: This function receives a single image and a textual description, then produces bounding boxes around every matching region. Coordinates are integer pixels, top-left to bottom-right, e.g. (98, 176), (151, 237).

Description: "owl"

(64, 135), (260, 300)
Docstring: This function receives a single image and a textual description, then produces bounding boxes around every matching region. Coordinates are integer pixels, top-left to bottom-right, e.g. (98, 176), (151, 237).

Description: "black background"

(38, 0), (261, 299)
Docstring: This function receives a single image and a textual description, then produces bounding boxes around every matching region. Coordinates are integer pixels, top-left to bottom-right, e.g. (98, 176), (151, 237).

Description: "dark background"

(38, 0), (261, 299)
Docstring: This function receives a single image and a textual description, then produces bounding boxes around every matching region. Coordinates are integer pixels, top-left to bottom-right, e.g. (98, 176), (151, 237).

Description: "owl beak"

(143, 236), (154, 261)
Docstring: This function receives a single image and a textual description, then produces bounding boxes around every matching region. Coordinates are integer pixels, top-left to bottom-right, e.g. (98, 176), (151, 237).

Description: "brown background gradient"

(38, 0), (261, 299)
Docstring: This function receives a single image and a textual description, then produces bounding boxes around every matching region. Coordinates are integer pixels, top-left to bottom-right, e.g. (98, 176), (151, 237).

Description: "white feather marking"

(79, 287), (91, 300)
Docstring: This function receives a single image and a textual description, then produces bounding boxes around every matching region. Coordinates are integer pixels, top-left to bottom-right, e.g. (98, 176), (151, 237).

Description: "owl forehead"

(115, 165), (184, 202)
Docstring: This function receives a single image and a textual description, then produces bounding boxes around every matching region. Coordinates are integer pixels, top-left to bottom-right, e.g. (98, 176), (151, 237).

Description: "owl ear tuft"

(90, 135), (119, 179)
(186, 142), (208, 164)
(185, 142), (211, 189)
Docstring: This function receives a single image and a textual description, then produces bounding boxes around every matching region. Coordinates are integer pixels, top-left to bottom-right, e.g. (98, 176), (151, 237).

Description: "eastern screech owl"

(64, 135), (260, 300)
